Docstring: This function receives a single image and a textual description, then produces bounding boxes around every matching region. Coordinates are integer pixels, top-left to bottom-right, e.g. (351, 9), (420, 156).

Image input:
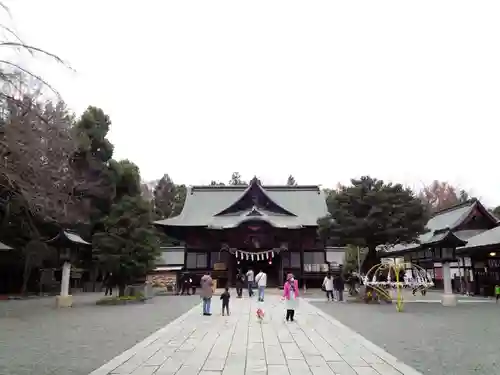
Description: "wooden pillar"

(228, 251), (234, 287)
(300, 248), (305, 290)
(279, 254), (284, 288)
(441, 262), (457, 306)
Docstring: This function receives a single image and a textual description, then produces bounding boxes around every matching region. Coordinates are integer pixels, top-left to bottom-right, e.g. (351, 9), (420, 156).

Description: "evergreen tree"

(229, 172), (246, 185)
(210, 180), (225, 186)
(72, 106), (116, 228)
(92, 160), (163, 295)
(153, 174), (186, 218)
(286, 175), (297, 186)
(318, 176), (427, 271)
(93, 195), (161, 296)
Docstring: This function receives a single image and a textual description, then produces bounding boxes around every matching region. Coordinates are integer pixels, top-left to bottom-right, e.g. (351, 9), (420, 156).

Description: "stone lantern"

(46, 230), (91, 308)
(422, 227), (466, 306)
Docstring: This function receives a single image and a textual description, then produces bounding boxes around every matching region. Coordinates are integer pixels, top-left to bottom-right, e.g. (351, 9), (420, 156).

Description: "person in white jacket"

(255, 270), (267, 302)
(322, 273), (334, 301)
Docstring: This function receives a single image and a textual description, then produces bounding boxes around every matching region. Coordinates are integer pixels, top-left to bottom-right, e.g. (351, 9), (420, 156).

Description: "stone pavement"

(312, 299), (500, 375)
(90, 293), (421, 375)
(0, 293), (201, 375)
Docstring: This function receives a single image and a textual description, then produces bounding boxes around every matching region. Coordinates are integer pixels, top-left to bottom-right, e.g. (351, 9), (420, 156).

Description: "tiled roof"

(384, 200), (482, 254)
(459, 226), (500, 249)
(0, 241), (12, 251)
(154, 181), (328, 229)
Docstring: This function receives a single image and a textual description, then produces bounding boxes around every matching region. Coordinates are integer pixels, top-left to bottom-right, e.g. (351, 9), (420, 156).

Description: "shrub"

(96, 293), (146, 306)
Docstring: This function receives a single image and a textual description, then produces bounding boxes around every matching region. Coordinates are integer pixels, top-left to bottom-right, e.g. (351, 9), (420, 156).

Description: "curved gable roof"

(214, 177), (296, 216)
(383, 199), (497, 255)
(154, 182), (328, 228)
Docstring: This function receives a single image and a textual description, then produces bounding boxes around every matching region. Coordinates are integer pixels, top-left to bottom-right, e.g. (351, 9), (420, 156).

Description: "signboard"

(329, 262), (341, 272)
(213, 262), (227, 271)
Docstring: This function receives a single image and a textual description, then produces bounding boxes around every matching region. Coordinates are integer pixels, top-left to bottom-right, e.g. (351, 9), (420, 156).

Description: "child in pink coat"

(283, 273), (299, 322)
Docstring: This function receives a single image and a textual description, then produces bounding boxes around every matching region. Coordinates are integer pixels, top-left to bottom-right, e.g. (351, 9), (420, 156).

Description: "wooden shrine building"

(381, 199), (500, 296)
(154, 177), (336, 288)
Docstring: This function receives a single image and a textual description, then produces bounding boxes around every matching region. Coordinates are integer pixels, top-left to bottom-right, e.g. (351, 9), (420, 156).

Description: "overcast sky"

(5, 1), (500, 206)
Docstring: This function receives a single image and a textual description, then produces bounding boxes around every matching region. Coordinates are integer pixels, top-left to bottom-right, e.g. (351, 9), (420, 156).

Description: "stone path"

(90, 294), (421, 375)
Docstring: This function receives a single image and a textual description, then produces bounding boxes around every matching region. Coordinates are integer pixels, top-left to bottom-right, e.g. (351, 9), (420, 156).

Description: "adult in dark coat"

(334, 274), (345, 302)
(235, 270), (245, 298)
(180, 273), (191, 295)
(104, 272), (114, 296)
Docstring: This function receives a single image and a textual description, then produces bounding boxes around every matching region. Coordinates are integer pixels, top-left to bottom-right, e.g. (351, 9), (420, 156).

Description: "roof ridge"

(430, 198), (477, 218)
(191, 185), (321, 192)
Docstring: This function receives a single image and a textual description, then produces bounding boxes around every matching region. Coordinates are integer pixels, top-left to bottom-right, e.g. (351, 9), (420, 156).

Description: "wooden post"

(441, 262), (457, 306)
(279, 253), (284, 288)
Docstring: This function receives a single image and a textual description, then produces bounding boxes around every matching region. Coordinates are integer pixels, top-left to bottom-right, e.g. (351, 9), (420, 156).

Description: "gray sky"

(5, 1), (500, 206)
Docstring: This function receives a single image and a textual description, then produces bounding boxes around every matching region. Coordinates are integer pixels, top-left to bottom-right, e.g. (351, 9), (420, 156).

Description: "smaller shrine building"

(381, 199), (500, 296)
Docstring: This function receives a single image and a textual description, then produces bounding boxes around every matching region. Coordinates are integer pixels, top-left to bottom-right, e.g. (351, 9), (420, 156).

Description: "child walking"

(495, 284), (500, 303)
(283, 273), (299, 322)
(220, 287), (230, 315)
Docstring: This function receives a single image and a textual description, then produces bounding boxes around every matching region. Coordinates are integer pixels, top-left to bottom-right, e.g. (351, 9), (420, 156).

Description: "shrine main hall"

(154, 177), (343, 288)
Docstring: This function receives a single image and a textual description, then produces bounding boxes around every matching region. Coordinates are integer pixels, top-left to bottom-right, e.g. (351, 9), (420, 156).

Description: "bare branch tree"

(0, 3), (73, 112)
(0, 92), (89, 226)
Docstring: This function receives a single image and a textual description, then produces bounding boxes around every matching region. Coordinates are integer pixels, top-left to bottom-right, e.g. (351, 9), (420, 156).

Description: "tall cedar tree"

(93, 160), (162, 295)
(319, 176), (427, 271)
(93, 195), (161, 296)
(153, 174), (186, 219)
(72, 106), (116, 230)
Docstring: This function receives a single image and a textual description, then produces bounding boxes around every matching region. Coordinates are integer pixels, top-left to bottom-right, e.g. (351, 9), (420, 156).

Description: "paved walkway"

(90, 294), (421, 375)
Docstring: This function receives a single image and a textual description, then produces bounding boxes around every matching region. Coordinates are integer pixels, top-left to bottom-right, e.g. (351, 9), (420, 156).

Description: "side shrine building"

(154, 177), (342, 288)
(381, 198), (500, 297)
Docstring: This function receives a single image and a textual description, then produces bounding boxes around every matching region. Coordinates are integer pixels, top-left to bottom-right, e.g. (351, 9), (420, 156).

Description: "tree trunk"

(20, 253), (33, 295)
(118, 283), (126, 297)
(362, 246), (378, 274)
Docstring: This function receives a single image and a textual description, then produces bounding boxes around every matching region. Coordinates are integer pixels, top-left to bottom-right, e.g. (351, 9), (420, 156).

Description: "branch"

(0, 60), (61, 98)
(0, 42), (75, 72)
(0, 178), (41, 238)
(0, 92), (50, 124)
(0, 25), (24, 45)
(0, 2), (12, 19)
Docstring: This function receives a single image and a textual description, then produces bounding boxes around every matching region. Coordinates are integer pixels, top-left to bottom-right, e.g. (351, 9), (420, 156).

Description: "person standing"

(235, 270), (245, 298)
(255, 269), (267, 302)
(220, 287), (231, 316)
(200, 272), (213, 316)
(283, 273), (299, 322)
(322, 273), (334, 301)
(180, 273), (190, 295)
(104, 272), (114, 296)
(246, 268), (255, 297)
(334, 274), (345, 302)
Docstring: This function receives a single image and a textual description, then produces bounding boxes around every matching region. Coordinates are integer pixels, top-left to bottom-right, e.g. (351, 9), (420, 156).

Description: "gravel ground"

(0, 293), (200, 375)
(311, 299), (500, 375)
